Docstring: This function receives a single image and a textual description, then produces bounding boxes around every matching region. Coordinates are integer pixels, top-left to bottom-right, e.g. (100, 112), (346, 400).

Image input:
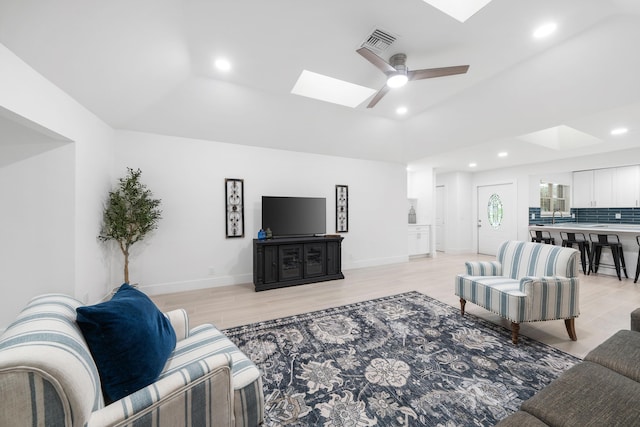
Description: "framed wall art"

(225, 178), (244, 238)
(336, 184), (348, 233)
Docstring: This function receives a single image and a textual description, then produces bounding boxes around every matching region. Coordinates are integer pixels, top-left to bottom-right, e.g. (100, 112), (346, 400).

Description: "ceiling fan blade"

(408, 65), (469, 81)
(366, 85), (391, 108)
(356, 47), (396, 74)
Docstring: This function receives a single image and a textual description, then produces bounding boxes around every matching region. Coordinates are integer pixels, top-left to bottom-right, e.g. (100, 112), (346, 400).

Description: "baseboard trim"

(140, 255), (409, 296)
(140, 274), (253, 296)
(343, 255), (409, 270)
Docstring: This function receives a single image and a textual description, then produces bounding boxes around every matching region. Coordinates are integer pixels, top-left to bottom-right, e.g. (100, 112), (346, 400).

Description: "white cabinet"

(573, 167), (638, 208)
(408, 225), (430, 256)
(593, 168), (614, 207)
(572, 170), (595, 208)
(613, 165), (640, 207)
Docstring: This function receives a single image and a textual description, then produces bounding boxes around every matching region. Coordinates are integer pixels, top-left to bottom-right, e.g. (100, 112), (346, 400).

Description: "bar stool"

(634, 236), (640, 283)
(589, 233), (628, 281)
(530, 230), (555, 245)
(561, 232), (590, 274)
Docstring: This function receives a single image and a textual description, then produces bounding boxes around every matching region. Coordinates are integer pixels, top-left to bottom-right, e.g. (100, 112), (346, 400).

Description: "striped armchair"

(455, 240), (580, 344)
(0, 294), (264, 427)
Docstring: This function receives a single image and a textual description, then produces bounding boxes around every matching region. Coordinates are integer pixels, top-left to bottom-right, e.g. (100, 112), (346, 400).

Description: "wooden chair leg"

(511, 322), (519, 345)
(565, 318), (577, 341)
(460, 298), (466, 315)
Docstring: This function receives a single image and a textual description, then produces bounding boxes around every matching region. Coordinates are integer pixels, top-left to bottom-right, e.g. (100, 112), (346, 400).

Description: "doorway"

(477, 183), (517, 255)
(435, 185), (445, 252)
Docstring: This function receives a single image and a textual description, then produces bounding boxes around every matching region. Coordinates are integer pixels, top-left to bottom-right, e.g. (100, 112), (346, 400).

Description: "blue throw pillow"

(76, 283), (176, 404)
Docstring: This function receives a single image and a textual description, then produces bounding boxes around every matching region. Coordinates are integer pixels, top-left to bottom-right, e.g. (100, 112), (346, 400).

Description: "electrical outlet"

(615, 213), (621, 219)
(531, 213), (535, 219)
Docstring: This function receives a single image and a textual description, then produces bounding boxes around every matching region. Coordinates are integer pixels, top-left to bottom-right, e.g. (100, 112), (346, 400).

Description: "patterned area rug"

(223, 291), (579, 426)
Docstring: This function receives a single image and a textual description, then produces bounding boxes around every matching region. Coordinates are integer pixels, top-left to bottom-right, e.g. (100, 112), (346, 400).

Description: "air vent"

(360, 28), (398, 55)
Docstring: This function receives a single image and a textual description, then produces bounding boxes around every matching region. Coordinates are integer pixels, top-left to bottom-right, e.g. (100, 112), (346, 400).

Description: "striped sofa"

(0, 294), (264, 427)
(455, 240), (580, 344)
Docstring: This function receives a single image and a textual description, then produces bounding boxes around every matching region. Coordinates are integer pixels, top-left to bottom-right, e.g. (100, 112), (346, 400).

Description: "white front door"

(477, 183), (517, 255)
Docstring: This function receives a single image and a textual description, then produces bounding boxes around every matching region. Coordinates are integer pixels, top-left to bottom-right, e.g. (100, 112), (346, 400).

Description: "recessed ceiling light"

(611, 127), (629, 136)
(533, 22), (557, 39)
(214, 58), (231, 71)
(498, 151), (508, 158)
(469, 162), (477, 168)
(396, 106), (408, 115)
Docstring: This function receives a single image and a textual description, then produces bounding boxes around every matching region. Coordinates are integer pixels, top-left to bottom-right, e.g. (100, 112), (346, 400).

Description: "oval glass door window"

(487, 193), (504, 229)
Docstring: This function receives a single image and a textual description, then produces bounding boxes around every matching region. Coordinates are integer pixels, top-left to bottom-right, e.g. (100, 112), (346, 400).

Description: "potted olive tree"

(99, 168), (162, 284)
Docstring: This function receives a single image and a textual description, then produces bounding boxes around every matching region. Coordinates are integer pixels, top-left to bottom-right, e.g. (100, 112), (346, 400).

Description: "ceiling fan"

(356, 47), (470, 108)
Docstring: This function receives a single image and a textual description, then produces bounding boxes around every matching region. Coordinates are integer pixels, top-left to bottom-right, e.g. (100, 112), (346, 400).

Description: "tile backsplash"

(528, 207), (574, 225)
(529, 207), (640, 225)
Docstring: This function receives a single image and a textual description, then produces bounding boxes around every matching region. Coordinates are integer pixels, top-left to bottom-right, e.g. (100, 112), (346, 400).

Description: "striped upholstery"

(159, 324), (264, 427)
(0, 294), (264, 427)
(0, 294), (102, 427)
(464, 261), (502, 276)
(497, 240), (578, 279)
(455, 241), (580, 323)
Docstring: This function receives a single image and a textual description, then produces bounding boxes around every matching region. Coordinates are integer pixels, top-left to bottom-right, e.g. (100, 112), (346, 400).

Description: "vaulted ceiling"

(1, 0), (640, 171)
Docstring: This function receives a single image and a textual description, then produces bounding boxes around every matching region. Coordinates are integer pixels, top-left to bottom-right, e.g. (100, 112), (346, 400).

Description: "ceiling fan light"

(387, 73), (408, 88)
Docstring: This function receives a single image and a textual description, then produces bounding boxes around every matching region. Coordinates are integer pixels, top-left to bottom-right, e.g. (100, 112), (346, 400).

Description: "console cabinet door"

(279, 245), (304, 281)
(326, 241), (341, 275)
(304, 243), (326, 277)
(263, 246), (278, 284)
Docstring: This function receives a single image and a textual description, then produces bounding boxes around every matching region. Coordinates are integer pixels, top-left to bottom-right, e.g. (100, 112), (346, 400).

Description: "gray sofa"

(496, 308), (640, 426)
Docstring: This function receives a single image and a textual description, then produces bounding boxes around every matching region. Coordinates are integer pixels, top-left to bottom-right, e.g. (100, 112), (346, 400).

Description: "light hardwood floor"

(151, 252), (640, 359)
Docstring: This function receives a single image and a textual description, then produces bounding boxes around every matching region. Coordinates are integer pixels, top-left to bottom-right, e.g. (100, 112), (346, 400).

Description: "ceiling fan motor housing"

(389, 53), (408, 74)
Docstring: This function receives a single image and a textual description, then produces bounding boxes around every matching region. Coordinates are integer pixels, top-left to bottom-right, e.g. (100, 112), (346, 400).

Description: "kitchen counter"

(528, 223), (640, 279)
(529, 223), (640, 234)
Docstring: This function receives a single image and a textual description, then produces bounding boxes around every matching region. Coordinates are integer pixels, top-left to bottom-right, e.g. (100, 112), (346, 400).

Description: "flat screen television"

(262, 196), (326, 237)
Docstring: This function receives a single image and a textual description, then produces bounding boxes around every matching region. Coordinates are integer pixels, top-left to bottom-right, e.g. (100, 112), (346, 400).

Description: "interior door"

(477, 183), (517, 255)
(435, 185), (445, 252)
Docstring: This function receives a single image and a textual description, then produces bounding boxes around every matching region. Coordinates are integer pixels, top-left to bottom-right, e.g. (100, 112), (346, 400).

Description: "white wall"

(0, 43), (114, 328)
(113, 130), (408, 295)
(0, 145), (75, 319)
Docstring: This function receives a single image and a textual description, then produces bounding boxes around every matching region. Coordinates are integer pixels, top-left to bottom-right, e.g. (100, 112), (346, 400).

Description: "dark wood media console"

(253, 235), (344, 291)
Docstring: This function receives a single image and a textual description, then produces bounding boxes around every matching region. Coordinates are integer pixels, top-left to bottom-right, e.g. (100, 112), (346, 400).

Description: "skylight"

(291, 70), (377, 108)
(518, 125), (602, 150)
(422, 0), (493, 23)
